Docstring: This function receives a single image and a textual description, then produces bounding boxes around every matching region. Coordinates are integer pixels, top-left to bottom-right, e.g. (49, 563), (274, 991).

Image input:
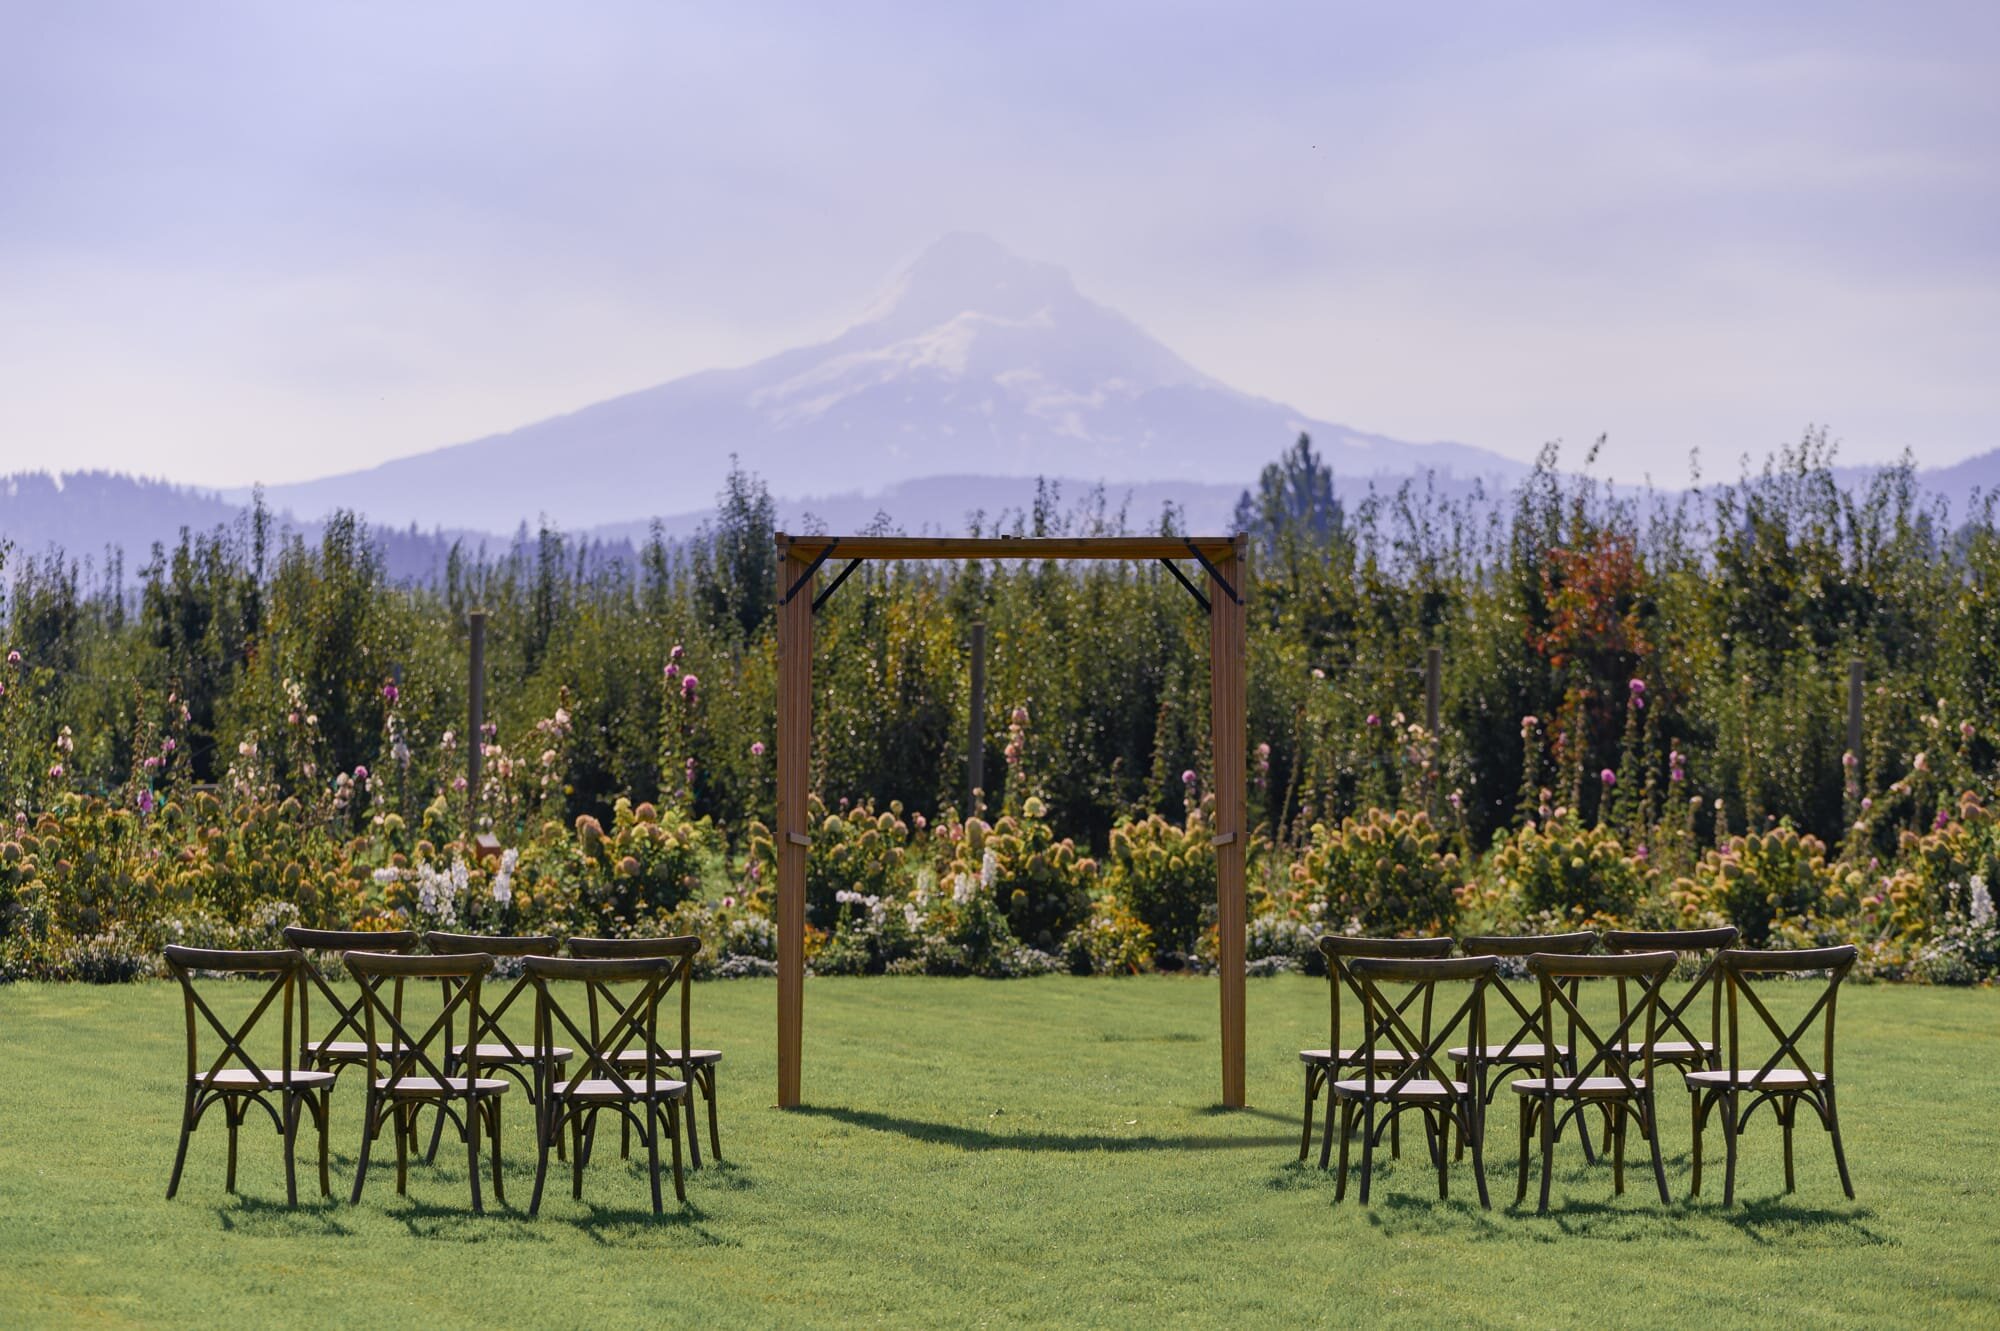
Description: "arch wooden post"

(1210, 535), (1248, 1107)
(776, 537), (813, 1108)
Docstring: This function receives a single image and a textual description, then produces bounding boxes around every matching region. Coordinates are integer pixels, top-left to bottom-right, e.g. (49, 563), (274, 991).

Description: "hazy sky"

(3, 1), (1995, 487)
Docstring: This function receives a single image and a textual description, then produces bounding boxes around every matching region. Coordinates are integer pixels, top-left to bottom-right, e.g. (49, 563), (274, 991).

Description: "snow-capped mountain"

(243, 233), (1524, 531)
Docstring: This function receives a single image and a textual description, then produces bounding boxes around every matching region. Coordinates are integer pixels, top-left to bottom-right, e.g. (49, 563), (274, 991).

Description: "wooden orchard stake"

(775, 540), (814, 1108)
(1210, 536), (1248, 1108)
(968, 622), (987, 818)
(467, 610), (486, 835)
(1847, 659), (1864, 762)
(1425, 646), (1442, 734)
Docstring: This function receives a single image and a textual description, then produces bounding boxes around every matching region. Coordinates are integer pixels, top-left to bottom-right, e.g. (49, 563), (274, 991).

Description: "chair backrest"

(1316, 935), (1453, 1064)
(1602, 925), (1739, 1051)
(1526, 950), (1677, 1094)
(568, 936), (702, 1060)
(163, 945), (308, 1090)
(1716, 945), (1858, 1085)
(343, 950), (495, 1089)
(1458, 931), (1597, 1061)
(1345, 954), (1499, 1093)
(422, 932), (561, 1062)
(281, 925), (420, 1055)
(523, 955), (687, 1097)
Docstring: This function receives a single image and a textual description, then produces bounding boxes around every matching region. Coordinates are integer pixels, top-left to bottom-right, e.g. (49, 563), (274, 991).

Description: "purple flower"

(1366, 713), (1380, 727)
(382, 683), (398, 703)
(353, 765), (369, 781)
(750, 741), (766, 757)
(1181, 769), (1196, 785)
(137, 789), (155, 814)
(1961, 721), (1976, 740)
(162, 737), (176, 753)
(1842, 751), (1858, 769)
(1629, 678), (1646, 693)
(681, 673), (699, 701)
(5, 650), (18, 665)
(670, 644), (685, 661)
(664, 662), (679, 681)
(47, 762), (62, 779)
(1935, 809), (1950, 830)
(1600, 768), (1617, 787)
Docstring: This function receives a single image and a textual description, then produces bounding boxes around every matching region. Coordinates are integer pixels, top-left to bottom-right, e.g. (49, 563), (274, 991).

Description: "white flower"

(903, 904), (922, 930)
(1971, 875), (1995, 929)
(979, 849), (998, 890)
(371, 867), (400, 886)
(952, 873), (975, 905)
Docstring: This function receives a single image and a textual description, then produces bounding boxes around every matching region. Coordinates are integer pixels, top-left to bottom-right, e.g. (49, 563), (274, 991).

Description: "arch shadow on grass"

(794, 1103), (1298, 1152)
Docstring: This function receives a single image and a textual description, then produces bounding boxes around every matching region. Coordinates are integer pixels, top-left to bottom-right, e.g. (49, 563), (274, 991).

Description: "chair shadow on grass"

(796, 1103), (1298, 1152)
(213, 1193), (358, 1238)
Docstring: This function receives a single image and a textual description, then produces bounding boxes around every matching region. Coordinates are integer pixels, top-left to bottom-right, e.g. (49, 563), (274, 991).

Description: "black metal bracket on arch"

(1161, 539), (1241, 610)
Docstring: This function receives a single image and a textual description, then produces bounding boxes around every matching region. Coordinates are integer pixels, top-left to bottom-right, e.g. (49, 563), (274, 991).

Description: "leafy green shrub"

(1291, 808), (1461, 936)
(1480, 818), (1656, 925)
(746, 795), (914, 929)
(1673, 825), (1843, 945)
(943, 798), (1096, 951)
(1103, 803), (1215, 958)
(1064, 899), (1153, 976)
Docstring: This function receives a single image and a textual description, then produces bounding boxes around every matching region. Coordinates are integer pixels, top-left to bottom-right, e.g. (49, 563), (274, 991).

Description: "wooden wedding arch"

(773, 533), (1250, 1108)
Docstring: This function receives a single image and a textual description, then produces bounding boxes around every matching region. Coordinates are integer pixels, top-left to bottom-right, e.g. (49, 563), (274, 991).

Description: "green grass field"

(1, 975), (1994, 1328)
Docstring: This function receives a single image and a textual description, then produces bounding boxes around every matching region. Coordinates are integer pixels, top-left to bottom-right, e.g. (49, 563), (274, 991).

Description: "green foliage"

(1103, 802), (1216, 957)
(1292, 807), (1461, 936)
(1674, 825), (1844, 945)
(1479, 818), (1657, 927)
(945, 798), (1096, 950)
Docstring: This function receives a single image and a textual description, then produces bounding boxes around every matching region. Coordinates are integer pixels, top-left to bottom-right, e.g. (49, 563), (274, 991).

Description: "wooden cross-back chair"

(523, 954), (692, 1215)
(418, 931), (570, 1165)
(1511, 950), (1677, 1213)
(163, 945), (335, 1206)
(1686, 945), (1859, 1205)
(568, 935), (722, 1168)
(281, 925), (420, 1087)
(1328, 954), (1499, 1208)
(1450, 931), (1599, 1164)
(344, 950), (509, 1213)
(1303, 935), (1453, 1169)
(1601, 925), (1739, 1075)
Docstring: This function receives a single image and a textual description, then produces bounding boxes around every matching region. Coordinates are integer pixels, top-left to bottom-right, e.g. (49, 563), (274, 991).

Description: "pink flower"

(162, 737), (176, 753)
(1011, 706), (1029, 726)
(1861, 797), (1873, 811)
(1629, 678), (1646, 693)
(47, 763), (62, 779)
(670, 644), (685, 661)
(1311, 668), (1325, 680)
(353, 765), (369, 781)
(382, 683), (398, 703)
(750, 741), (766, 757)
(1961, 721), (1976, 740)
(1181, 769), (1196, 786)
(912, 813), (926, 830)
(5, 650), (19, 665)
(1600, 769), (1617, 787)
(680, 673), (699, 700)
(664, 662), (679, 681)
(721, 895), (736, 910)
(1842, 751), (1858, 768)
(1521, 715), (1538, 729)
(1365, 714), (1380, 727)
(137, 788), (155, 814)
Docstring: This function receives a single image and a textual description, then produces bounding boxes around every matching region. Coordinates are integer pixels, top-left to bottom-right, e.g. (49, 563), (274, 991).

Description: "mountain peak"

(858, 232), (1082, 334)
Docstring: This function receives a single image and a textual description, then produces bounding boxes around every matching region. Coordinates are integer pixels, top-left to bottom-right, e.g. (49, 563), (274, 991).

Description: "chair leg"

(1721, 1089), (1740, 1207)
(1825, 1085), (1856, 1200)
(705, 1067), (722, 1163)
(1318, 1076), (1343, 1170)
(424, 1054), (453, 1164)
(622, 1107), (632, 1161)
(1611, 1101), (1627, 1196)
(1515, 1099), (1532, 1205)
(1390, 1110), (1400, 1162)
(394, 1102), (410, 1196)
(1434, 1109), (1450, 1200)
(487, 1098), (505, 1206)
(1571, 1054), (1596, 1165)
(1299, 1065), (1320, 1162)
(1334, 1100), (1354, 1200)
(166, 1086), (197, 1200)
(571, 1110), (589, 1200)
(1359, 1101), (1377, 1205)
(225, 1098), (241, 1193)
(1466, 1099), (1491, 1211)
(648, 1095), (664, 1215)
(668, 1097), (687, 1204)
(350, 1098), (378, 1205)
(282, 1093), (300, 1208)
(318, 1090), (332, 1198)
(1537, 1095), (1557, 1214)
(684, 1065), (703, 1171)
(530, 1103), (554, 1217)
(1781, 1098), (1797, 1193)
(466, 1095), (484, 1215)
(1645, 1092), (1671, 1205)
(1689, 1088), (1706, 1197)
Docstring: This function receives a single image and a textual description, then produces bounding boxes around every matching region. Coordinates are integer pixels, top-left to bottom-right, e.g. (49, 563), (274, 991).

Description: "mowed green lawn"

(1, 975), (1994, 1329)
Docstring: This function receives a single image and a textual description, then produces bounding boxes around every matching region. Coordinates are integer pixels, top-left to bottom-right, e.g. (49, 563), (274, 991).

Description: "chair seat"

(1300, 1048), (1415, 1066)
(1449, 1043), (1568, 1063)
(613, 1048), (722, 1066)
(198, 1068), (337, 1089)
(373, 1075), (510, 1096)
(1511, 1075), (1645, 1098)
(1613, 1039), (1715, 1057)
(306, 1038), (408, 1057)
(1685, 1068), (1827, 1089)
(1331, 1077), (1468, 1101)
(452, 1042), (573, 1063)
(552, 1076), (688, 1100)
